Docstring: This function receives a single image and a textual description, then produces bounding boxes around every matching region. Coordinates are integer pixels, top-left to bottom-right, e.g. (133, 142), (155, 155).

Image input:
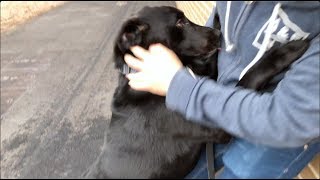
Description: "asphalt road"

(1, 1), (176, 178)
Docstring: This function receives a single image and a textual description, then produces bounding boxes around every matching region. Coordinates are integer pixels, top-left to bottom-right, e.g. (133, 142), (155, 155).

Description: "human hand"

(124, 43), (183, 96)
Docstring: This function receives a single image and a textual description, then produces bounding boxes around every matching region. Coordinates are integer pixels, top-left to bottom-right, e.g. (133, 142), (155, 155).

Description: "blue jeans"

(185, 138), (320, 179)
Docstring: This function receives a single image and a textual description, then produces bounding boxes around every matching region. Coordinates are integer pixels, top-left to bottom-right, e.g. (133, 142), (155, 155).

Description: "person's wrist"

(164, 66), (183, 96)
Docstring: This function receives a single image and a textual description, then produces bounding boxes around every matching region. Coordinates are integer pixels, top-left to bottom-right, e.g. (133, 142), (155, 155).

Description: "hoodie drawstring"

(224, 1), (235, 52)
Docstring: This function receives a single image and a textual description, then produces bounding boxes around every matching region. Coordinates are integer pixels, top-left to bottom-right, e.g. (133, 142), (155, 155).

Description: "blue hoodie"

(166, 1), (320, 148)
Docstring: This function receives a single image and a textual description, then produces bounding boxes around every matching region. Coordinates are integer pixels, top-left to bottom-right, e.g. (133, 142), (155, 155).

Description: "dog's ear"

(117, 18), (150, 53)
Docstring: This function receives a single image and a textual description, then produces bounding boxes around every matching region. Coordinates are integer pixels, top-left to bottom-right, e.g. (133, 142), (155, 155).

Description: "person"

(124, 1), (320, 179)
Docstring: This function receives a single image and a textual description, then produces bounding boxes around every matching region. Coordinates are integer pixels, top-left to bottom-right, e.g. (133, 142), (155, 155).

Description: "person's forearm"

(166, 39), (320, 148)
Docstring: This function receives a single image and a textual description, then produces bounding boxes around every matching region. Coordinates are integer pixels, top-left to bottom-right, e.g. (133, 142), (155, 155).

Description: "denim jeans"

(185, 138), (320, 179)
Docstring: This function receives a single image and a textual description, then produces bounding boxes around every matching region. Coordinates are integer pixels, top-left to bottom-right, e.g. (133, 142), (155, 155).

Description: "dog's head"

(114, 6), (221, 76)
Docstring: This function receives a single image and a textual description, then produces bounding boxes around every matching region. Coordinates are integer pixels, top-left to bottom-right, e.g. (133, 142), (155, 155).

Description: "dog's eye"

(176, 18), (189, 28)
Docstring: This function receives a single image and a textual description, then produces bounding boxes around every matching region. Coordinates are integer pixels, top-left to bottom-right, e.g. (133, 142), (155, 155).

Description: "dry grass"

(1, 1), (65, 34)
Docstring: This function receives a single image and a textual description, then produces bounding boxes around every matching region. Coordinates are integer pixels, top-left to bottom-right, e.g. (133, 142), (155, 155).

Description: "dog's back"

(90, 103), (198, 178)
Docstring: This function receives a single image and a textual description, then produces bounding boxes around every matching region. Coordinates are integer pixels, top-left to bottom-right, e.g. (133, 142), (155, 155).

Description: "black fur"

(237, 40), (310, 90)
(83, 6), (310, 179)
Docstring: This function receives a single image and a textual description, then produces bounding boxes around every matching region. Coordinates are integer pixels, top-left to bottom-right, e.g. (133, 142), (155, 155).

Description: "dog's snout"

(213, 29), (221, 37)
(200, 39), (208, 47)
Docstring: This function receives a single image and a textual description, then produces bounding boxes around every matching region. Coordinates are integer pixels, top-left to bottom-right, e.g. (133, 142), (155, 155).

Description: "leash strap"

(119, 64), (138, 75)
(206, 142), (215, 179)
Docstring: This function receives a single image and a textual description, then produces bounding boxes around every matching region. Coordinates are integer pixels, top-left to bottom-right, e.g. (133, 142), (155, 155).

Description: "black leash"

(119, 64), (138, 75)
(206, 142), (215, 179)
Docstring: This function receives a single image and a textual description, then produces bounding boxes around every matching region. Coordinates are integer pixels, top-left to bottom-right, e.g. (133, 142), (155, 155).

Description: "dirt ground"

(1, 1), (65, 34)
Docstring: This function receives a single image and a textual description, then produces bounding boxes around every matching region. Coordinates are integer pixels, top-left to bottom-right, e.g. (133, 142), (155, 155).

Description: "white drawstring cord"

(224, 1), (235, 52)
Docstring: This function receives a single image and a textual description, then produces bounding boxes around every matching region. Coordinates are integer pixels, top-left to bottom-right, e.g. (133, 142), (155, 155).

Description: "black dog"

(83, 6), (309, 179)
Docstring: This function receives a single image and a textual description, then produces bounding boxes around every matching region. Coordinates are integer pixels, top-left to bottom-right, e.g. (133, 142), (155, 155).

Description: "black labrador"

(83, 6), (309, 179)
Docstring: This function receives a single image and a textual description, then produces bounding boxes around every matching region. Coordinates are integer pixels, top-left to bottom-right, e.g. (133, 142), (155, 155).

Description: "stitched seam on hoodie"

(217, 56), (241, 84)
(233, 4), (254, 52)
(232, 3), (249, 41)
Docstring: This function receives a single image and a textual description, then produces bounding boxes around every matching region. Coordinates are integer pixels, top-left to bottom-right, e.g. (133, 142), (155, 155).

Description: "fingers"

(149, 43), (172, 54)
(149, 43), (162, 53)
(126, 72), (149, 91)
(126, 72), (145, 81)
(130, 46), (150, 60)
(124, 54), (144, 72)
(128, 81), (149, 92)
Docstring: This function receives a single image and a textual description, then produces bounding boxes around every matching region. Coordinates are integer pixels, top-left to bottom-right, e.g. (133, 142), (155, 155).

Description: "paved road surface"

(1, 1), (175, 178)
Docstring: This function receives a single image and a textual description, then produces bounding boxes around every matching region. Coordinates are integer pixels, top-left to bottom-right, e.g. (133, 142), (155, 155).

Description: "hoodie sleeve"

(165, 36), (320, 148)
